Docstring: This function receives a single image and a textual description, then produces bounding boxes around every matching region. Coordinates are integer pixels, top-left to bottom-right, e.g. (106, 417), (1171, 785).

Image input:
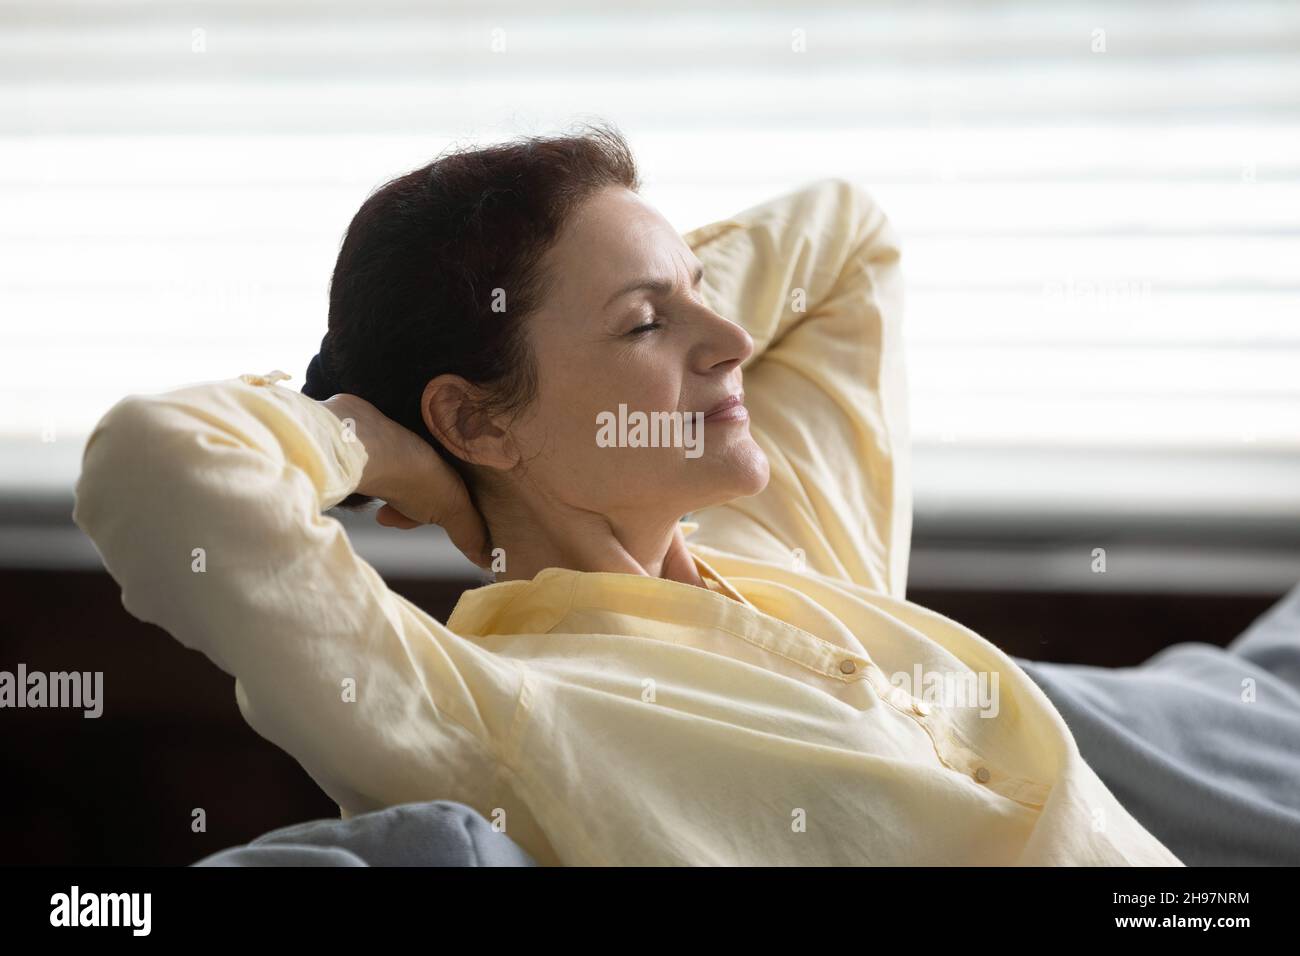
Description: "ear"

(421, 373), (518, 471)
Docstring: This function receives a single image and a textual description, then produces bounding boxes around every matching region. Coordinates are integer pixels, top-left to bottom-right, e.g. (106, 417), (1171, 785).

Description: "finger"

(376, 506), (415, 529)
(376, 503), (422, 530)
(432, 482), (492, 567)
(446, 515), (492, 568)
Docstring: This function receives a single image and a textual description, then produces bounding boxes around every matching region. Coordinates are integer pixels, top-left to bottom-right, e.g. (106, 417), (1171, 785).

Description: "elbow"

(73, 395), (154, 538)
(71, 392), (238, 640)
(821, 177), (897, 248)
(816, 176), (877, 216)
(72, 394), (206, 552)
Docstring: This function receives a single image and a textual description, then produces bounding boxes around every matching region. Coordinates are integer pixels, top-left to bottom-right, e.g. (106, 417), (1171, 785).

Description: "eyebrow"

(603, 262), (705, 311)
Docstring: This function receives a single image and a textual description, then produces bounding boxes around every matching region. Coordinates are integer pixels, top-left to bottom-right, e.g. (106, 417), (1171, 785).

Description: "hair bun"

(303, 349), (336, 400)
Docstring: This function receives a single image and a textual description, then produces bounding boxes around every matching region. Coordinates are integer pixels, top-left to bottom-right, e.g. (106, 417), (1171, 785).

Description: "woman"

(72, 123), (1183, 866)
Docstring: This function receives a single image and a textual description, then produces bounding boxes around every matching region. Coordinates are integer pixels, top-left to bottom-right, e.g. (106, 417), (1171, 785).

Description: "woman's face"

(499, 184), (770, 525)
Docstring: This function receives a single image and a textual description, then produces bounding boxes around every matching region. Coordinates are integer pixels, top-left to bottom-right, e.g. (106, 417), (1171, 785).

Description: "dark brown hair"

(305, 120), (641, 509)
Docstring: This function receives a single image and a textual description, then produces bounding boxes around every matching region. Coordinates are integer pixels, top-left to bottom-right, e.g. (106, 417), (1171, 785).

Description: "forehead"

(543, 186), (698, 299)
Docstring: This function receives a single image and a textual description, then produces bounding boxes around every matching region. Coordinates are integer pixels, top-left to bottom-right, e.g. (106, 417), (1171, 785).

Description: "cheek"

(568, 352), (683, 439)
(606, 351), (682, 408)
(585, 362), (686, 482)
(519, 343), (739, 506)
(513, 363), (678, 497)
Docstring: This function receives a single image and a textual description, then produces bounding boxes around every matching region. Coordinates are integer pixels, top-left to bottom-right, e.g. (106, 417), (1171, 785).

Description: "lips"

(703, 392), (746, 421)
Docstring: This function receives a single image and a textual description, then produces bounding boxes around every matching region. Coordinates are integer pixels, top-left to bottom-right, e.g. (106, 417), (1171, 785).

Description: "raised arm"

(71, 372), (521, 816)
(681, 178), (911, 597)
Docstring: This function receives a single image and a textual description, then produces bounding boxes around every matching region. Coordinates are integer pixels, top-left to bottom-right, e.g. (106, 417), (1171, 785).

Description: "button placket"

(937, 726), (985, 775)
(825, 648), (1052, 809)
(935, 724), (1050, 807)
(856, 663), (930, 718)
(903, 707), (1006, 793)
(829, 653), (1050, 807)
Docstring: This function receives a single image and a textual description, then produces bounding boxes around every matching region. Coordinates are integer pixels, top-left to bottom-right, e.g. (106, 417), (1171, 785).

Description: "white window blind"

(1, 0), (1297, 527)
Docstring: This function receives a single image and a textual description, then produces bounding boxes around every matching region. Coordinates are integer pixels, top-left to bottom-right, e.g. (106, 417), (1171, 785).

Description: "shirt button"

(839, 659), (857, 675)
(974, 767), (991, 784)
(912, 699), (931, 717)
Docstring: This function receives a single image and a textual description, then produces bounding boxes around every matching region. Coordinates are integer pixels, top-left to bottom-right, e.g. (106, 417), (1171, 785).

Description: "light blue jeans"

(192, 798), (537, 867)
(1015, 581), (1300, 866)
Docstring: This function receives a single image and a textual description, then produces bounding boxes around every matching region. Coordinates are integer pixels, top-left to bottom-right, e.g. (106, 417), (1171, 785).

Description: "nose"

(691, 302), (754, 374)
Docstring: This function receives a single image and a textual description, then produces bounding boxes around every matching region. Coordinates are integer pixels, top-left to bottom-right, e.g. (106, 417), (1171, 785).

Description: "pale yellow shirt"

(72, 178), (1183, 866)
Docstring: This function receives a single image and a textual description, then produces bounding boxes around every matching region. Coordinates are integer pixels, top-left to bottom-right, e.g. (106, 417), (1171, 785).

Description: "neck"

(480, 491), (705, 588)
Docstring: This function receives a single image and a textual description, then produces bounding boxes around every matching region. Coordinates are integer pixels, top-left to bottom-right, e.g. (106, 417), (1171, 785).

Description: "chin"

(732, 441), (771, 496)
(691, 439), (770, 509)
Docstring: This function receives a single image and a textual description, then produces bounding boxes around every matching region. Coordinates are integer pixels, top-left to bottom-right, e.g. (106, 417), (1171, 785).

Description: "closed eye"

(626, 317), (665, 336)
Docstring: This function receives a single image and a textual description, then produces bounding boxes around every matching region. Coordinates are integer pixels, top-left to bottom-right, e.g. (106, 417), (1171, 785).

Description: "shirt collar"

(446, 543), (753, 636)
(690, 549), (754, 608)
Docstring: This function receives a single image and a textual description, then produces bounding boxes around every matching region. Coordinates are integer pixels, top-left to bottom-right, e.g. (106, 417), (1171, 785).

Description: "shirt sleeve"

(71, 371), (520, 815)
(681, 177), (912, 598)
